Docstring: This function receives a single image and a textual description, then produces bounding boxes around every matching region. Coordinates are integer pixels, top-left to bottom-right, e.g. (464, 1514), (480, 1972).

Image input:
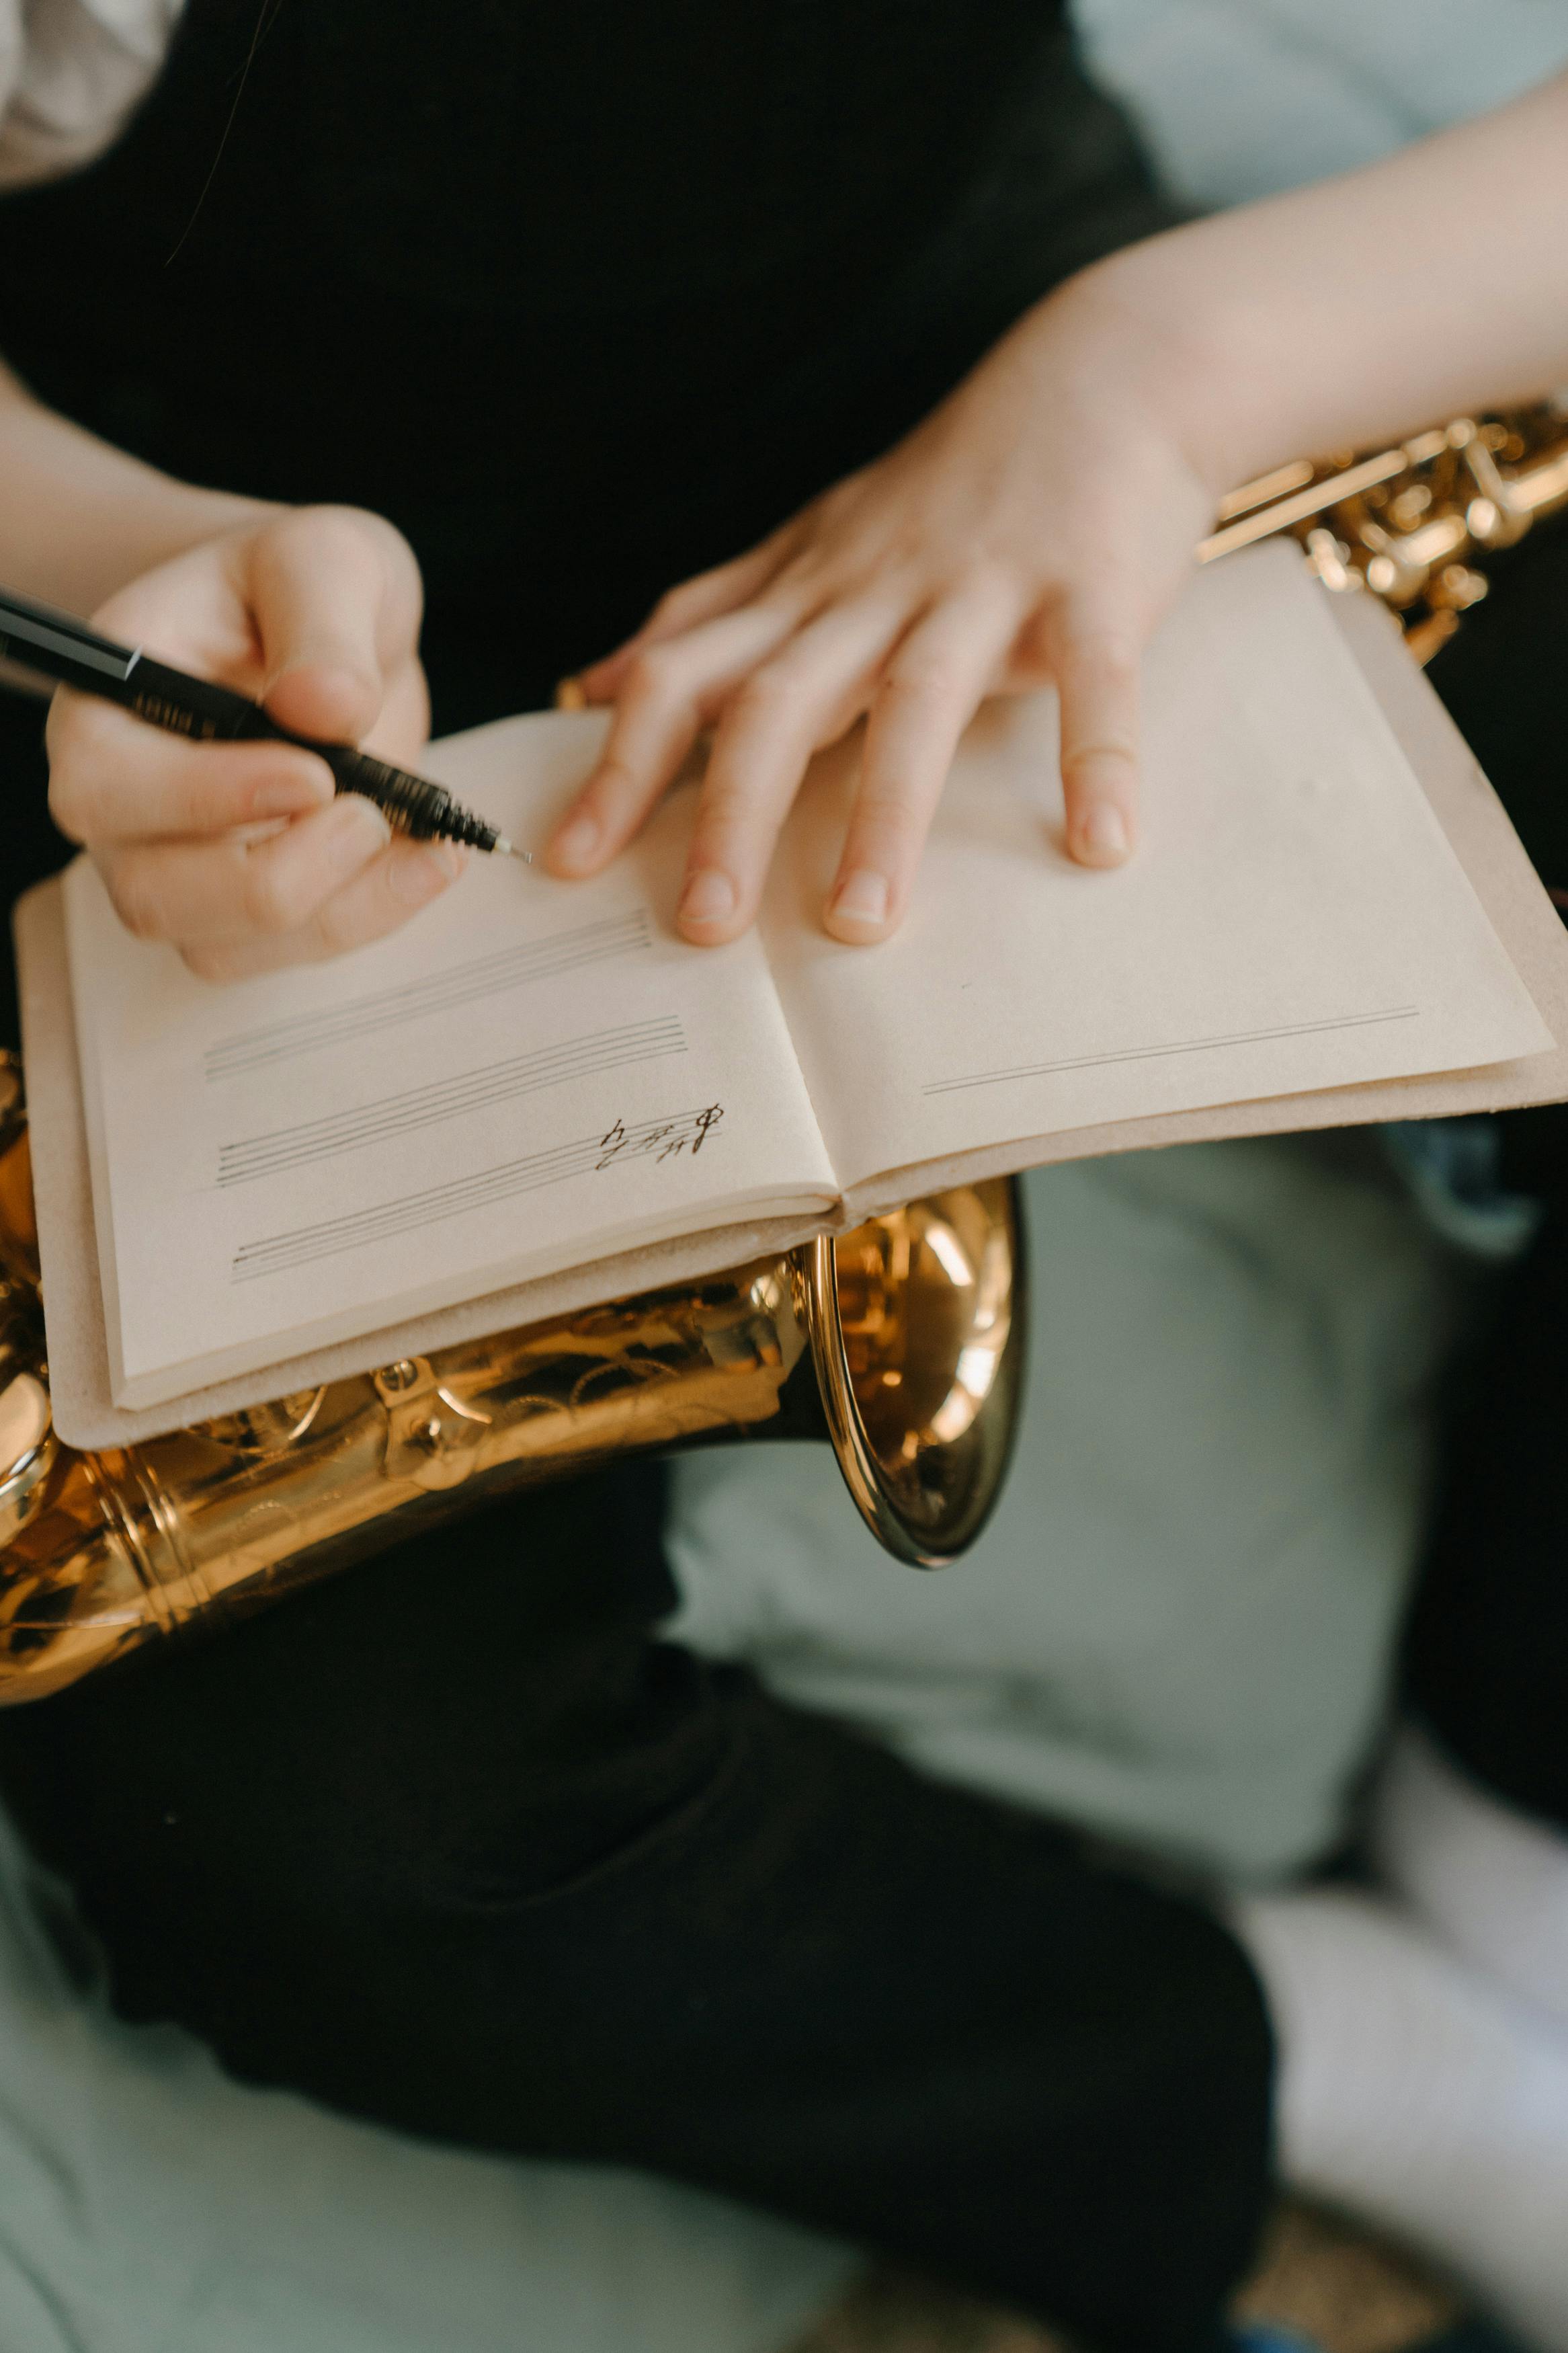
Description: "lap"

(0, 1462), (1270, 2352)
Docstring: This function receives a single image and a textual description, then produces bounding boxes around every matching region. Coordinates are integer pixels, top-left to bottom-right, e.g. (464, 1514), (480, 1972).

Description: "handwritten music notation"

(595, 1103), (723, 1169)
(216, 1019), (688, 1187)
(231, 1104), (728, 1283)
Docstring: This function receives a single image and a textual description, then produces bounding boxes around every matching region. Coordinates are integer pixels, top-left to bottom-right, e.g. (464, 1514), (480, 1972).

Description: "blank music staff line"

(216, 1017), (687, 1187)
(231, 1105), (726, 1282)
(204, 910), (653, 1080)
(923, 1006), (1421, 1096)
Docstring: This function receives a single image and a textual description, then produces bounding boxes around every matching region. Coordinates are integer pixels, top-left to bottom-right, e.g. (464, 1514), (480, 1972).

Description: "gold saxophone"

(1198, 401), (1568, 661)
(0, 1049), (1025, 1702)
(4, 402), (1565, 1708)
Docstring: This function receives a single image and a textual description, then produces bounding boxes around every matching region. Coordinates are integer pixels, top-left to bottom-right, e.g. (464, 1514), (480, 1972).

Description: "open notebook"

(18, 542), (1568, 1444)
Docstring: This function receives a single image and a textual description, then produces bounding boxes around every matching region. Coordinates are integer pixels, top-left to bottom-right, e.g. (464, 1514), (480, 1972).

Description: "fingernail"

(331, 794), (393, 852)
(679, 869), (737, 926)
(830, 869), (889, 928)
(425, 840), (466, 883)
(552, 813), (600, 869)
(1079, 803), (1130, 861)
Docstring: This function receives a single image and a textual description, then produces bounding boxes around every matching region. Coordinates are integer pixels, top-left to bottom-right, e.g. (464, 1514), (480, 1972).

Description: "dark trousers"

(1404, 532), (1568, 1835)
(1405, 1196), (1568, 1831)
(0, 1462), (1272, 2353)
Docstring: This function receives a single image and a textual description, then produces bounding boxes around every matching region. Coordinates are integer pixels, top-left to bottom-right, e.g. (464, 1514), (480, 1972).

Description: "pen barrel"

(120, 656), (276, 744)
(0, 585), (505, 854)
(127, 664), (501, 850)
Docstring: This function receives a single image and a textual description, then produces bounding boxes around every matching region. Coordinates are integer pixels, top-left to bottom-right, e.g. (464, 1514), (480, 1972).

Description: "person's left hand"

(544, 266), (1220, 946)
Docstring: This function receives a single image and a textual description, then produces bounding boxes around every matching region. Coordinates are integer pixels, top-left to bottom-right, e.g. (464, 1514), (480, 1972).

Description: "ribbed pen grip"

(334, 751), (505, 853)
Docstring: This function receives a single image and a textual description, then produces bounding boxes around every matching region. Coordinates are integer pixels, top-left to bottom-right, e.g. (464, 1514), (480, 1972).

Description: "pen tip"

(495, 838), (533, 864)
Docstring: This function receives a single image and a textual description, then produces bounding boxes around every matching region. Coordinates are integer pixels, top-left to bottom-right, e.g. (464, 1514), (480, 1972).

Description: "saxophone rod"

(1196, 449), (1411, 563)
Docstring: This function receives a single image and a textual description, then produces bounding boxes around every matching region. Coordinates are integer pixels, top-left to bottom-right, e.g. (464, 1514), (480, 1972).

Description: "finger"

(676, 598), (905, 944)
(575, 527), (799, 703)
(182, 835), (464, 980)
(547, 600), (805, 877)
(244, 507), (421, 745)
(1040, 596), (1141, 868)
(97, 794), (395, 947)
(825, 583), (1018, 944)
(48, 690), (335, 845)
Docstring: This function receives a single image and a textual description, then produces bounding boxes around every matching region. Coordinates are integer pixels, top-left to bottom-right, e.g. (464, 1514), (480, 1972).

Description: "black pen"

(0, 584), (532, 863)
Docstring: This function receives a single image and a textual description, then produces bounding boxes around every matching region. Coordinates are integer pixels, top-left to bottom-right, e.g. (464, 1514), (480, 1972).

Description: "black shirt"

(0, 0), (1168, 718)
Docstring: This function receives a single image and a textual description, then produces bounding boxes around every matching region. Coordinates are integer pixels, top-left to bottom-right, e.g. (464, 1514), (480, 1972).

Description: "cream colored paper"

(24, 573), (1568, 1455)
(67, 715), (837, 1408)
(52, 543), (1559, 1419)
(764, 547), (1553, 1188)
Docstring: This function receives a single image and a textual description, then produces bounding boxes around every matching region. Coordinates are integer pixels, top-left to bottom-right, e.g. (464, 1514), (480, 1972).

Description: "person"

(0, 6), (1564, 2346)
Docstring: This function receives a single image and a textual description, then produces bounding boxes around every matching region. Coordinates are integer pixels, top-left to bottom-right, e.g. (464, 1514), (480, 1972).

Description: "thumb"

(245, 506), (423, 746)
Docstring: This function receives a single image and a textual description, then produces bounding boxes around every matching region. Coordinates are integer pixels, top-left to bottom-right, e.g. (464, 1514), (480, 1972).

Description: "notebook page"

(68, 712), (837, 1409)
(761, 544), (1553, 1189)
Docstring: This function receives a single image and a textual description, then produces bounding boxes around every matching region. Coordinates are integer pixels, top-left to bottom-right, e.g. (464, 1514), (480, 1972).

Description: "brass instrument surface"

(0, 1053), (1024, 1702)
(809, 1187), (1022, 1564)
(1200, 405), (1568, 663)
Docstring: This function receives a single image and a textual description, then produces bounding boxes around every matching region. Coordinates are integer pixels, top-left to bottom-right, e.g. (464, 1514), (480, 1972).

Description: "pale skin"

(21, 68), (1568, 980)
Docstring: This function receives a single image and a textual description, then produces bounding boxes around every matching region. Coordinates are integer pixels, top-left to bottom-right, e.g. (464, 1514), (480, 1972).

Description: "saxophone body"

(1199, 403), (1568, 662)
(0, 1053), (1025, 1702)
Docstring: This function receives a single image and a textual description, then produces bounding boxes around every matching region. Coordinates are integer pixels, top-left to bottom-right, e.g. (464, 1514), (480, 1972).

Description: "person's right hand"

(46, 505), (460, 982)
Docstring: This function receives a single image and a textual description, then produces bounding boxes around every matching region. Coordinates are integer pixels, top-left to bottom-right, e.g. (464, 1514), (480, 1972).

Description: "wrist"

(0, 365), (282, 614)
(1048, 241), (1275, 504)
(78, 479), (283, 616)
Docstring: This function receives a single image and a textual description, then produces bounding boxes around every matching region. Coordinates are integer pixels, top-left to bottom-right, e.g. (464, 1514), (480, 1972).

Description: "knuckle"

(165, 766), (228, 836)
(56, 692), (120, 754)
(648, 578), (704, 628)
(1057, 619), (1139, 684)
(621, 647), (680, 705)
(241, 856), (308, 936)
(270, 503), (417, 609)
(850, 793), (921, 856)
(770, 550), (828, 610)
(729, 668), (792, 730)
(694, 776), (753, 834)
(855, 778), (920, 827)
(288, 501), (374, 559)
(46, 768), (91, 844)
(586, 754), (645, 813)
(1090, 645), (1140, 693)
(46, 737), (110, 842)
(304, 911), (349, 961)
(1061, 739), (1137, 778)
(886, 646), (967, 707)
(696, 776), (761, 842)
(309, 888), (373, 959)
(182, 942), (241, 984)
(106, 861), (170, 943)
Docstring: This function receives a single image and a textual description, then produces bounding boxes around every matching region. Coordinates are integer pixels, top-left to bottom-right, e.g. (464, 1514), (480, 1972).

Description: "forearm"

(0, 358), (272, 616)
(1073, 68), (1568, 495)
